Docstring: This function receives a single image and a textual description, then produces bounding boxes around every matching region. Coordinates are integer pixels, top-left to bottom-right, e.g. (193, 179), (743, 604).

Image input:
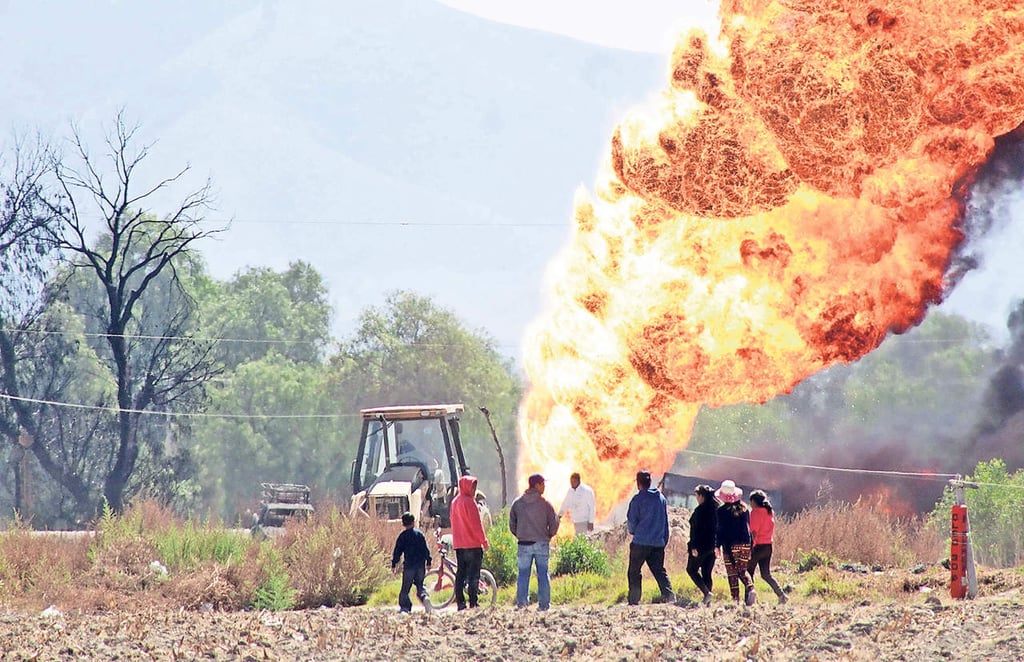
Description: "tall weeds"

(775, 498), (943, 567)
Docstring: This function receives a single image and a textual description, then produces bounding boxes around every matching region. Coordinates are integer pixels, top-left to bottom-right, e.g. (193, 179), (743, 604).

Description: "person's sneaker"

(701, 593), (713, 607)
(778, 592), (788, 605)
(745, 588), (757, 606)
(456, 604), (467, 611)
(538, 605), (549, 612)
(422, 600), (433, 614)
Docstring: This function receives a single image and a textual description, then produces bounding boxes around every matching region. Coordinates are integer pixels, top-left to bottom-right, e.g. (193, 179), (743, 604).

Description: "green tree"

(202, 262), (331, 370)
(189, 262), (337, 521)
(328, 291), (523, 504)
(191, 352), (339, 522)
(930, 458), (1024, 567)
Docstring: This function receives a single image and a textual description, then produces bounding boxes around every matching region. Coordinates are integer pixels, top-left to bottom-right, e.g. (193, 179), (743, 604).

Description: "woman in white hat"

(715, 480), (756, 605)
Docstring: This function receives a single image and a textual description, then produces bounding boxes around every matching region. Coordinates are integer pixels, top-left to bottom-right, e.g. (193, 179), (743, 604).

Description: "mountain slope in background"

(0, 0), (663, 353)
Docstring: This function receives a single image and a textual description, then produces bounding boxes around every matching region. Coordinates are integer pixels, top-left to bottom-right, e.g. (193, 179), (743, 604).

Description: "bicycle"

(424, 529), (498, 609)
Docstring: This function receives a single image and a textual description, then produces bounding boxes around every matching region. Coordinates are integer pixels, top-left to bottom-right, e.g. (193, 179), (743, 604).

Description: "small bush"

(276, 507), (396, 608)
(0, 529), (90, 602)
(796, 549), (833, 572)
(253, 547), (296, 611)
(553, 535), (611, 577)
(484, 511), (517, 587)
(803, 568), (860, 600)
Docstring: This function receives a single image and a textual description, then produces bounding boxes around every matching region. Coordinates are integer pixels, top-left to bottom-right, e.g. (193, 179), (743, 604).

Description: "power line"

(0, 393), (357, 419)
(677, 448), (959, 480)
(0, 327), (522, 350)
(6, 391), (1024, 488)
(2, 327), (982, 350)
(196, 218), (565, 227)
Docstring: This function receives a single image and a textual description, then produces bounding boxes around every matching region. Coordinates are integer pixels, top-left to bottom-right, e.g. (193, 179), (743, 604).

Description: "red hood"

(458, 474), (478, 497)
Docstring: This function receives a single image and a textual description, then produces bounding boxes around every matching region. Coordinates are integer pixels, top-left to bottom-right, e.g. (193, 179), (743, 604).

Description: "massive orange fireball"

(519, 0), (1024, 518)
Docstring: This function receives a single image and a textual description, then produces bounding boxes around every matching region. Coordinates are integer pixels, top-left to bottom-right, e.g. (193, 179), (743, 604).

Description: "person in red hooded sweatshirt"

(450, 473), (490, 610)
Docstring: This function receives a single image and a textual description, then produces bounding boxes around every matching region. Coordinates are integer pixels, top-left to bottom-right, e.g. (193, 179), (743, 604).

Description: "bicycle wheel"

(425, 567), (456, 609)
(478, 568), (498, 607)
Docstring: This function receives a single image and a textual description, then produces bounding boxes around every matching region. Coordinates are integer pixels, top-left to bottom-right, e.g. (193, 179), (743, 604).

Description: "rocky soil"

(1, 569), (1022, 661)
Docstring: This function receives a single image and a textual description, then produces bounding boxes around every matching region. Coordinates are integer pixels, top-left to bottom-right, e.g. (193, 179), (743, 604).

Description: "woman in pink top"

(747, 490), (787, 603)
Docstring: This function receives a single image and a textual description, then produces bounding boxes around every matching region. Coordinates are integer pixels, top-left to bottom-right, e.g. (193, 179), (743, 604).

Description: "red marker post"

(949, 478), (978, 600)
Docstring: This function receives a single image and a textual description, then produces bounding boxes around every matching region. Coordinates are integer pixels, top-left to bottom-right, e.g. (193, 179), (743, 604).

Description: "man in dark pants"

(390, 511), (433, 614)
(626, 470), (675, 605)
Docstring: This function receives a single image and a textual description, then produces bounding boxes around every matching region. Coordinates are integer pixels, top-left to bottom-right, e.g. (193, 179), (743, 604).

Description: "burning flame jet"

(519, 0), (1024, 518)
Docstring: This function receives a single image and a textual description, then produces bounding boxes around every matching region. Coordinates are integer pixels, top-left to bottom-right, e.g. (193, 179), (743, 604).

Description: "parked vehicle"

(251, 482), (314, 538)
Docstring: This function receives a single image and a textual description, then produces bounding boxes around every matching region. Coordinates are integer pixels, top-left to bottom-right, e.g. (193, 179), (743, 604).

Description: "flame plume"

(519, 0), (1024, 518)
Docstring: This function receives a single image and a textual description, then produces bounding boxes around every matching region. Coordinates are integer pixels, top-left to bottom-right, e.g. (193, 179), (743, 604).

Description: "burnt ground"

(1, 568), (1022, 661)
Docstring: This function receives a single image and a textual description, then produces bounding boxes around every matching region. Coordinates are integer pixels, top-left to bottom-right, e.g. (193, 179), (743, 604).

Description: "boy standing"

(391, 512), (433, 614)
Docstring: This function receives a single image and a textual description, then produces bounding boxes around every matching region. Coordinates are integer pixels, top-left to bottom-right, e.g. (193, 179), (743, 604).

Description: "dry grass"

(0, 498), (955, 614)
(0, 530), (93, 609)
(277, 507), (401, 608)
(775, 498), (944, 568)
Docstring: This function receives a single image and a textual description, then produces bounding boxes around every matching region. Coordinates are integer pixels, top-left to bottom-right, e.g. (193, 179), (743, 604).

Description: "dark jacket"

(716, 502), (752, 549)
(688, 498), (718, 554)
(626, 487), (669, 547)
(509, 488), (559, 543)
(391, 527), (432, 569)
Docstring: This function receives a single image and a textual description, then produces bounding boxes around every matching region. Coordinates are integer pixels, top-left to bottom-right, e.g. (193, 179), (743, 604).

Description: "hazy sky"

(436, 0), (721, 53)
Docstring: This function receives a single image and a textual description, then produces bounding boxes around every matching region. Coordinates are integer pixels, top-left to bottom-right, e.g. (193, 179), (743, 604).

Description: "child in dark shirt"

(391, 511), (433, 614)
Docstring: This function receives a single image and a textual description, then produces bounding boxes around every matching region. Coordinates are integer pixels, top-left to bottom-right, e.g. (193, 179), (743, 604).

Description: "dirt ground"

(1, 568), (1022, 661)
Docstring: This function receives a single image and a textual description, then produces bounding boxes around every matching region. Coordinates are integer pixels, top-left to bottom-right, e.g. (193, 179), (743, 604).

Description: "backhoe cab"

(349, 404), (469, 528)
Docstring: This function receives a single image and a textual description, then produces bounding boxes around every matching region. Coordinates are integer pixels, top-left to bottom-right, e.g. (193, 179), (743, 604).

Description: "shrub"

(553, 535), (611, 577)
(0, 528), (90, 603)
(483, 511), (517, 587)
(796, 549), (833, 572)
(275, 507), (396, 608)
(253, 547), (296, 611)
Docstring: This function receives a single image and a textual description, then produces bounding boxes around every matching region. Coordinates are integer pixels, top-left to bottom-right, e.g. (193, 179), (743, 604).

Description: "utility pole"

(949, 476), (978, 599)
(479, 407), (508, 508)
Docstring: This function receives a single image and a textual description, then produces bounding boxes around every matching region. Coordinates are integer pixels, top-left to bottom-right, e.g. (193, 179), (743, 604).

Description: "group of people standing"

(623, 472), (787, 608)
(392, 469), (786, 613)
(686, 479), (787, 606)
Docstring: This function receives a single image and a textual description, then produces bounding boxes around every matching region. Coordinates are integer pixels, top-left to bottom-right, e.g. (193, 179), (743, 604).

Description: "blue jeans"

(516, 541), (550, 609)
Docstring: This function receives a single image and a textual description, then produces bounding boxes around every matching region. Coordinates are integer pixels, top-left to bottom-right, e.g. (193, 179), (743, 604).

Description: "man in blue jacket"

(626, 470), (675, 605)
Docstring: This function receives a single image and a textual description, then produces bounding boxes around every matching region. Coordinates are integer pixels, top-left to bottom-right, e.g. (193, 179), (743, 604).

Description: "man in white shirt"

(558, 472), (596, 535)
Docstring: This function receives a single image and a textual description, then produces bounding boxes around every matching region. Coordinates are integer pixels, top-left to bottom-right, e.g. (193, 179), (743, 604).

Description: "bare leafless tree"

(41, 111), (224, 513)
(0, 134), (65, 517)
